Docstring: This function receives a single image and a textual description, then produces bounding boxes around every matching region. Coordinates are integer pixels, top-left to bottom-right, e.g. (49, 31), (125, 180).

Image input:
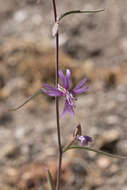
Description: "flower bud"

(73, 124), (82, 137)
(52, 21), (59, 37)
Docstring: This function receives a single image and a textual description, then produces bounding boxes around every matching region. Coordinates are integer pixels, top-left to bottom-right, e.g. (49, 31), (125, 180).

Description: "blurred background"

(0, 0), (127, 189)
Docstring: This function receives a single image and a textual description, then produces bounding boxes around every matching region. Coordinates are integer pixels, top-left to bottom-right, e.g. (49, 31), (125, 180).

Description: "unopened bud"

(73, 124), (82, 137)
(52, 21), (59, 37)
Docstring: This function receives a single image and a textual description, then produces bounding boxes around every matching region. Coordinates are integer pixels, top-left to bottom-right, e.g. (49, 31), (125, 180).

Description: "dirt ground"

(0, 0), (127, 190)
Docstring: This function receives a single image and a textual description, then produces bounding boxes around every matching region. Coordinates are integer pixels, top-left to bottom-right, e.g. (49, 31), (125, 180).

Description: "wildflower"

(42, 69), (88, 117)
(77, 135), (92, 146)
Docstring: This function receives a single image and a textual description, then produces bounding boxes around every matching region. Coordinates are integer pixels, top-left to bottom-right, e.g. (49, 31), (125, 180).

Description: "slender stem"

(52, 0), (62, 190)
(63, 136), (77, 153)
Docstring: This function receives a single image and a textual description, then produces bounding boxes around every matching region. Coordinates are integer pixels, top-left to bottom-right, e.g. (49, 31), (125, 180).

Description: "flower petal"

(72, 78), (87, 92)
(43, 84), (57, 90)
(59, 70), (66, 87)
(72, 86), (88, 94)
(65, 69), (71, 90)
(59, 69), (71, 90)
(42, 84), (63, 96)
(42, 88), (62, 96)
(78, 135), (92, 146)
(61, 101), (74, 118)
(81, 136), (92, 146)
(66, 94), (75, 107)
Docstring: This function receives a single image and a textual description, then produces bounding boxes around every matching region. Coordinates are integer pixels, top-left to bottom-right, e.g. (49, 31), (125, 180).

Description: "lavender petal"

(61, 101), (74, 117)
(78, 135), (92, 146)
(41, 88), (63, 97)
(43, 84), (58, 91)
(59, 70), (66, 87)
(73, 78), (87, 91)
(61, 103), (68, 118)
(84, 136), (92, 142)
(65, 69), (71, 90)
(72, 86), (88, 95)
(66, 94), (75, 107)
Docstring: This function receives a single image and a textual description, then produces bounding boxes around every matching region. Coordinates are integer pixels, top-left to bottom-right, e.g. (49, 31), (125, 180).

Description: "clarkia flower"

(42, 69), (88, 117)
(77, 135), (92, 146)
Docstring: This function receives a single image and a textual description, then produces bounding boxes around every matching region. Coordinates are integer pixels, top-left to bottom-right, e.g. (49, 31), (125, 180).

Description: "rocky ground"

(0, 0), (127, 189)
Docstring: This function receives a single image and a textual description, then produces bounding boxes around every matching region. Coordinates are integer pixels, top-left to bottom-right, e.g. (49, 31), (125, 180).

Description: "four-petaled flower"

(42, 69), (88, 117)
(77, 135), (92, 146)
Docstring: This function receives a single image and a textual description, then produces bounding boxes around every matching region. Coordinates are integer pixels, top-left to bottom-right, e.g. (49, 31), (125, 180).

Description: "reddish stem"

(52, 0), (62, 190)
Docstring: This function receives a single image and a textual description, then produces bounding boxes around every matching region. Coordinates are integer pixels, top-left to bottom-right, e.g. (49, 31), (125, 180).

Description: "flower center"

(58, 84), (66, 94)
(58, 84), (76, 107)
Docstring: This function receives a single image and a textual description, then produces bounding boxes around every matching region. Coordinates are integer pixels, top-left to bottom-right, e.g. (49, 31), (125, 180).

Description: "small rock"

(13, 10), (28, 22)
(0, 143), (20, 159)
(122, 187), (127, 190)
(105, 115), (119, 125)
(116, 93), (126, 102)
(109, 164), (118, 174)
(117, 139), (127, 154)
(102, 129), (120, 142)
(32, 14), (42, 25)
(96, 157), (111, 169)
(15, 127), (25, 139)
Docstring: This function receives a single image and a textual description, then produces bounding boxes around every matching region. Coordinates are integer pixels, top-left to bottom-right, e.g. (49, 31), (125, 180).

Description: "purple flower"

(42, 69), (88, 117)
(78, 135), (92, 146)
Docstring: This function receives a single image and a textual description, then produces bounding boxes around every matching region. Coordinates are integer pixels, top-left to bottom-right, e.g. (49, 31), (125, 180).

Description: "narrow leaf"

(65, 145), (127, 159)
(9, 89), (42, 111)
(47, 169), (55, 190)
(59, 9), (104, 21)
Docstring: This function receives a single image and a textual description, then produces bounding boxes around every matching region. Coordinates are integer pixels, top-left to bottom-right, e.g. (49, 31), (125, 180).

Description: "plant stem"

(52, 0), (62, 190)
